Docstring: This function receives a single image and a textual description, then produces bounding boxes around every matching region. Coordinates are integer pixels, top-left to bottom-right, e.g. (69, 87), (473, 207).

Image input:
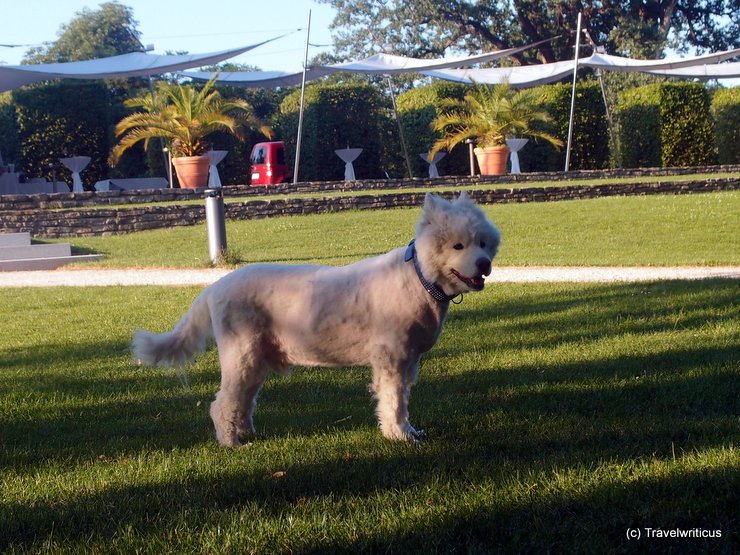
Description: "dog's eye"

(453, 243), (464, 250)
(480, 241), (486, 249)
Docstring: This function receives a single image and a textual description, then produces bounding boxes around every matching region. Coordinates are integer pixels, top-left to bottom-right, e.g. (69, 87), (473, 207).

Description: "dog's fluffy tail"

(132, 291), (212, 369)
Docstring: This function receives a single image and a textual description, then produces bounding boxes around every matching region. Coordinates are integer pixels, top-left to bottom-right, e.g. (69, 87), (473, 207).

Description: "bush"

(617, 82), (716, 168)
(711, 87), (740, 165)
(274, 82), (395, 182)
(526, 81), (610, 172)
(616, 85), (662, 168)
(13, 80), (111, 188)
(396, 82), (470, 177)
(0, 93), (20, 168)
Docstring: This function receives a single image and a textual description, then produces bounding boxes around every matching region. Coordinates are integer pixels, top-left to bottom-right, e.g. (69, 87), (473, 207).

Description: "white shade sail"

(643, 61), (740, 78)
(421, 60), (576, 87)
(0, 41), (277, 93)
(418, 48), (740, 86)
(178, 43), (545, 87)
(179, 46), (740, 90)
(323, 44), (538, 74)
(582, 49), (740, 72)
(179, 69), (318, 88)
(3, 38), (738, 93)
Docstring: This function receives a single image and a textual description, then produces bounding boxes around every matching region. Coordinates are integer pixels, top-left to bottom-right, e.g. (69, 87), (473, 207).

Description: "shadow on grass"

(69, 244), (102, 256)
(1, 280), (738, 552)
(30, 238), (102, 257)
(0, 338), (217, 470)
(443, 278), (739, 354)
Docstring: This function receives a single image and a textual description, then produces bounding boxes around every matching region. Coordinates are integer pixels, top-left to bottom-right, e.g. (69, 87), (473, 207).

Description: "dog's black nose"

(476, 257), (492, 276)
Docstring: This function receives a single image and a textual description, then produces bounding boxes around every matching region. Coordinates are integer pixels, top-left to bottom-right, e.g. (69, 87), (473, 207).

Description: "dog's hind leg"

(209, 337), (269, 447)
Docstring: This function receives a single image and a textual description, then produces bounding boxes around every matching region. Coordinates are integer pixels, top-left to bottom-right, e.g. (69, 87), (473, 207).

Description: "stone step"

(0, 243), (72, 261)
(0, 232), (31, 247)
(0, 254), (103, 272)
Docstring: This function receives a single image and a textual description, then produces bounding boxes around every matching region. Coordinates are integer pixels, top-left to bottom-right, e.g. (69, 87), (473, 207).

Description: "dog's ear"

(454, 190), (473, 205)
(417, 193), (446, 232)
(421, 193), (448, 220)
(423, 192), (446, 213)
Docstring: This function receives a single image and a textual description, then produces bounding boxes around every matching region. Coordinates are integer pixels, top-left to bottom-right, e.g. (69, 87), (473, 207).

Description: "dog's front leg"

(371, 352), (421, 442)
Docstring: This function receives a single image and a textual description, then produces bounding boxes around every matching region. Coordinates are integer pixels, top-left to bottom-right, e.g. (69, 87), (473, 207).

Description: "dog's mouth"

(451, 268), (486, 291)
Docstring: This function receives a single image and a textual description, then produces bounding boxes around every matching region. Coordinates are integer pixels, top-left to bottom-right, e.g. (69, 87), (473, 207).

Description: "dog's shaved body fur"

(133, 192), (500, 447)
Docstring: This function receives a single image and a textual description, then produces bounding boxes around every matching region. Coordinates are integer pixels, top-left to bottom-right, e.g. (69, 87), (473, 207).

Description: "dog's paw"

(381, 421), (426, 443)
(410, 427), (427, 442)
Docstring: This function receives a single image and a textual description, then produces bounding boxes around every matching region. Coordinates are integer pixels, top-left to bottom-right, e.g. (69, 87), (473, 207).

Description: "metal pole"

(163, 147), (173, 189)
(564, 12), (582, 173)
(465, 139), (476, 176)
(148, 74), (170, 180)
(386, 76), (413, 178)
(293, 10), (311, 184)
(205, 188), (227, 264)
(596, 68), (621, 168)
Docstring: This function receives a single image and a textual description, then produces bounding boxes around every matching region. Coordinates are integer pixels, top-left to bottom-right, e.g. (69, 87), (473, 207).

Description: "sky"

(0, 0), (337, 71)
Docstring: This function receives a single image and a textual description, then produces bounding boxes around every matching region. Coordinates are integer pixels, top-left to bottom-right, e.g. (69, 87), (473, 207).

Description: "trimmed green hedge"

(0, 93), (20, 168)
(617, 82), (716, 168)
(711, 87), (740, 165)
(525, 82), (610, 172)
(13, 81), (111, 188)
(616, 86), (662, 168)
(275, 82), (395, 182)
(396, 82), (470, 177)
(396, 81), (608, 175)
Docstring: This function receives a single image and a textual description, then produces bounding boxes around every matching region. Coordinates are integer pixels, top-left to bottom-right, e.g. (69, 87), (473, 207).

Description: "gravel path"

(0, 266), (738, 287)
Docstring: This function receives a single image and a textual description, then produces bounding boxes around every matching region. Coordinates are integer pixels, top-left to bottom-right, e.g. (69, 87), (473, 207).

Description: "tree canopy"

(22, 1), (142, 63)
(318, 0), (740, 63)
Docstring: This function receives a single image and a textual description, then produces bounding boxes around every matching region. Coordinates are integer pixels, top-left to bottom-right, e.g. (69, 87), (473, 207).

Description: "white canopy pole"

(293, 10), (311, 184)
(564, 12), (582, 172)
(386, 76), (413, 178)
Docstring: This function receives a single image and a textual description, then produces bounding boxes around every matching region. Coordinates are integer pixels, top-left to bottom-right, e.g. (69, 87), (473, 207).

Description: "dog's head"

(414, 191), (501, 296)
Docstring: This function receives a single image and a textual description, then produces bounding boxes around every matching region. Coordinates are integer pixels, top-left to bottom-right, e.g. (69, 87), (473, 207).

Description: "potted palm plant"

(430, 81), (562, 175)
(110, 76), (271, 188)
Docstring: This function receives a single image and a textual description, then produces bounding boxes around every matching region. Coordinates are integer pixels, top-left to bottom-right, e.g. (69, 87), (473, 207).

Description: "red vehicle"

(249, 141), (288, 186)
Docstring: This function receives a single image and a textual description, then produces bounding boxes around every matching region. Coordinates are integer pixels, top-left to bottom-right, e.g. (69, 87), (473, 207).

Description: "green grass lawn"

(1, 280), (738, 553)
(4, 188), (739, 552)
(61, 191), (740, 268)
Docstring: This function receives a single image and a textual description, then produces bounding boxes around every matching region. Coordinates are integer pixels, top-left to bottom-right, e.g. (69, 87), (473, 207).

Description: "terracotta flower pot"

(172, 156), (210, 189)
(474, 145), (510, 175)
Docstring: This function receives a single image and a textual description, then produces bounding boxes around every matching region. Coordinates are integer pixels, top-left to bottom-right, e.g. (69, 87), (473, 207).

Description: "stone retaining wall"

(1, 176), (737, 238)
(2, 164), (739, 211)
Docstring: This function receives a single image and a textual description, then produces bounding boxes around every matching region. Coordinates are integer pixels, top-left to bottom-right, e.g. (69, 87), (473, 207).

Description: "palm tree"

(430, 81), (563, 156)
(110, 76), (271, 163)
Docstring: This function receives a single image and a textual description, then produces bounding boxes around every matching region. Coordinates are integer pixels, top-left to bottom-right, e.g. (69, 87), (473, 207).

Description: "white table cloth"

(505, 138), (528, 174)
(420, 151), (446, 177)
(334, 148), (363, 181)
(60, 156), (91, 192)
(206, 150), (228, 187)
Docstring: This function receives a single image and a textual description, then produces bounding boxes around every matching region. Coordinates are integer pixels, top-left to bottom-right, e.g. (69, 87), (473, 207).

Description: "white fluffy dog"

(132, 192), (500, 447)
